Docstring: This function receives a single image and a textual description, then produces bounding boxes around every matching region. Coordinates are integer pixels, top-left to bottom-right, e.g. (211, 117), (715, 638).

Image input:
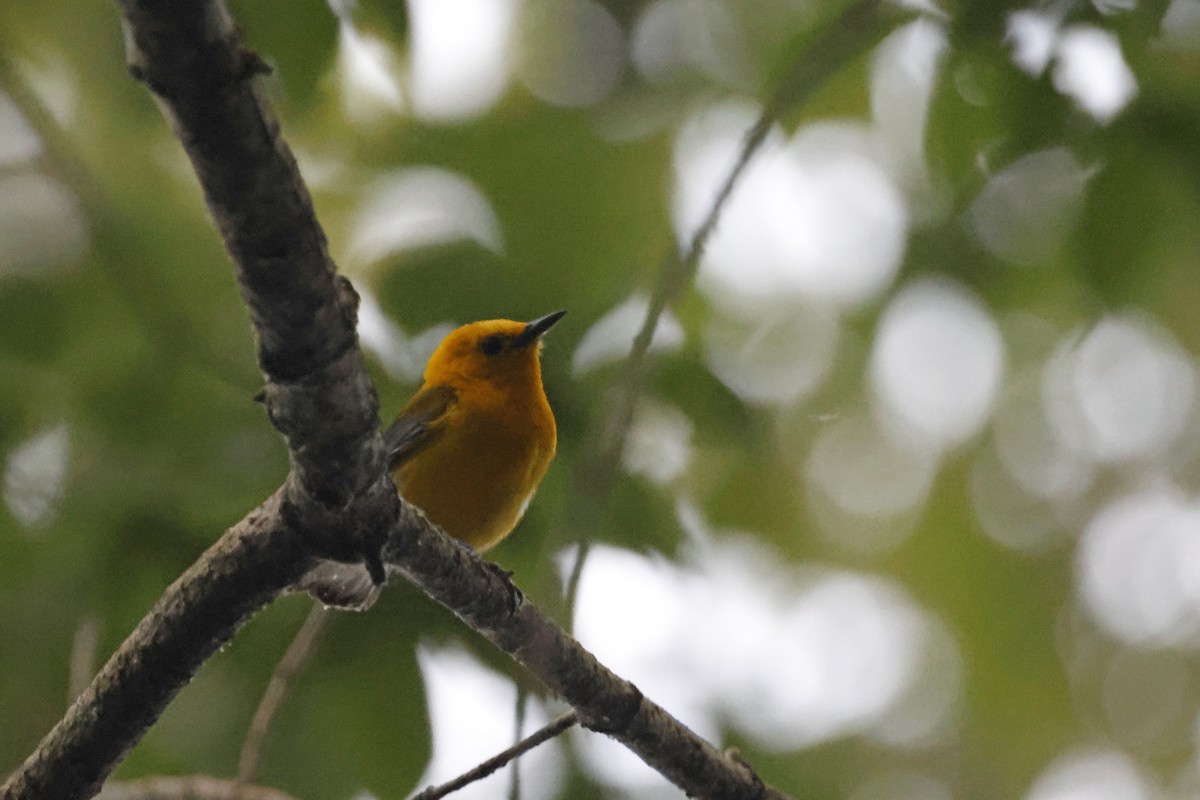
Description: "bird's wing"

(297, 385), (457, 612)
(383, 384), (458, 470)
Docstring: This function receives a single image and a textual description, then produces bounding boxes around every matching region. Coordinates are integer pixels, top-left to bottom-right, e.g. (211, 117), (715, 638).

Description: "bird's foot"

(481, 560), (523, 614)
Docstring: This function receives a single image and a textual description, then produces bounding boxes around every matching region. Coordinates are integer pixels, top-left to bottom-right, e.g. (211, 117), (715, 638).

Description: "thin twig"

(68, 616), (102, 706)
(559, 0), (896, 623)
(381, 504), (792, 800)
(507, 687), (528, 800)
(237, 603), (330, 788)
(561, 117), (772, 622)
(411, 713), (579, 800)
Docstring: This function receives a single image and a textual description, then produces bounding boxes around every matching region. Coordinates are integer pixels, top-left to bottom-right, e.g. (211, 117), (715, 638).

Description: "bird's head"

(423, 310), (566, 389)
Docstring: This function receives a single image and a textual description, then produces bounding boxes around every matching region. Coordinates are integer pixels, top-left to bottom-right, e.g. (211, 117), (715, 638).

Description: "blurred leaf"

(0, 278), (68, 364)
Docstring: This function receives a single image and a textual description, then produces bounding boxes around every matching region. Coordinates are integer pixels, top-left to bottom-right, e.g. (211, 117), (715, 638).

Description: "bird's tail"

(294, 560), (381, 611)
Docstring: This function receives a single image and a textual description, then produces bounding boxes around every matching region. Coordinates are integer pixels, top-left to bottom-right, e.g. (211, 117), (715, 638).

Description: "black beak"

(514, 310), (566, 347)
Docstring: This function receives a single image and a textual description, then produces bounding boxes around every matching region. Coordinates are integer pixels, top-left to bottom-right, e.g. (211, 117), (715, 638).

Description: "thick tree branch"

(117, 0), (398, 560)
(1, 1), (400, 794)
(1, 6), (390, 788)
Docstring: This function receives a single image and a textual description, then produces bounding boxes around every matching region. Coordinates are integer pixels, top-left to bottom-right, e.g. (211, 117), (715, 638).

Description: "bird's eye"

(479, 334), (506, 356)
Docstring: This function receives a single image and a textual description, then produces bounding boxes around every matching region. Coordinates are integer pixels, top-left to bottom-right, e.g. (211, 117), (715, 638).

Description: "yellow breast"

(395, 387), (556, 551)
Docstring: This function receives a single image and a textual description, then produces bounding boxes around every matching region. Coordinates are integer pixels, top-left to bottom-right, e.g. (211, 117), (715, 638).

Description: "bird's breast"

(395, 391), (555, 551)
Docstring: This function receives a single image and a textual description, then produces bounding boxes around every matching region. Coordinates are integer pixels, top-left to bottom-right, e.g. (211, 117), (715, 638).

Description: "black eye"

(479, 334), (506, 356)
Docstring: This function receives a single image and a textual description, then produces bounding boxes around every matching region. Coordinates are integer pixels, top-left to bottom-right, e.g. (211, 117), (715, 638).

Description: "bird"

(299, 310), (565, 608)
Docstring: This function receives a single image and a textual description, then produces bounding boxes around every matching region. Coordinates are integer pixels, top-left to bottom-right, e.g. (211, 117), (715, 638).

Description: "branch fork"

(1, 0), (898, 797)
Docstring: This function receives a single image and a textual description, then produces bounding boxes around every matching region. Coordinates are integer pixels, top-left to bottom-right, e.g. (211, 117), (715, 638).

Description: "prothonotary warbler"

(300, 310), (565, 608)
(384, 310), (564, 551)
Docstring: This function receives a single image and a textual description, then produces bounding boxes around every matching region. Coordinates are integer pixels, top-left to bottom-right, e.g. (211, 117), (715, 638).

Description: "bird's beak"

(515, 310), (566, 347)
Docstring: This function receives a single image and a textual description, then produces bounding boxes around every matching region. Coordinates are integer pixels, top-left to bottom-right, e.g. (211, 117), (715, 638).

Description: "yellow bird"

(301, 311), (564, 607)
(384, 310), (563, 551)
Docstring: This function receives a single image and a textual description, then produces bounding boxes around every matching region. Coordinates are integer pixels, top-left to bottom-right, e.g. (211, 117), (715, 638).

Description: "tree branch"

(67, 616), (102, 705)
(116, 0), (399, 563)
(1, 492), (308, 800)
(558, 0), (899, 619)
(506, 688), (528, 800)
(412, 712), (578, 800)
(379, 517), (789, 800)
(237, 604), (330, 787)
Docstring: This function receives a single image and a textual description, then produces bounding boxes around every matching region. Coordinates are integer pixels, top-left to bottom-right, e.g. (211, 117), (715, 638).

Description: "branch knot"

(579, 683), (643, 735)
